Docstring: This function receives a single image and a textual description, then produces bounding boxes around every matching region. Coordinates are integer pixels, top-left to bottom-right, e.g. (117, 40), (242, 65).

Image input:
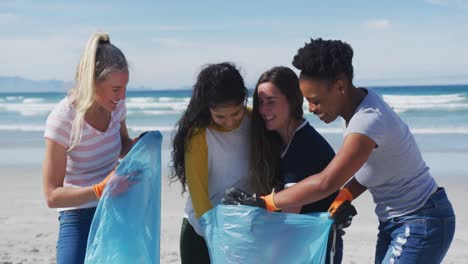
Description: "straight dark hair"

(250, 66), (303, 195)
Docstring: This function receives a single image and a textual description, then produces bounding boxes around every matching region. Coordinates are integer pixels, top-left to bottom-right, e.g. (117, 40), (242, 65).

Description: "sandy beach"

(0, 165), (466, 264)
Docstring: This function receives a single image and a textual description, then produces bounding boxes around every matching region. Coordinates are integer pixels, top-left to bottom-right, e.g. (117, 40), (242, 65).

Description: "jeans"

(375, 187), (455, 264)
(56, 207), (96, 264)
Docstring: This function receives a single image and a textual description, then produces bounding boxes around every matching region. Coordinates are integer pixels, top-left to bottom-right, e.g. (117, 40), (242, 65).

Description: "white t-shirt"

(345, 88), (437, 221)
(184, 114), (251, 235)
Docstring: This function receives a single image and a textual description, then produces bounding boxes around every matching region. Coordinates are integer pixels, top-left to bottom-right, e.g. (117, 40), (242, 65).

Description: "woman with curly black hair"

(171, 62), (251, 263)
(226, 38), (455, 263)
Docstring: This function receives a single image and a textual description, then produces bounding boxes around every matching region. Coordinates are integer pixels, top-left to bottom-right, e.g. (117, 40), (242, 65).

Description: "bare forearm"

(282, 206), (302, 214)
(274, 172), (339, 209)
(270, 134), (375, 210)
(344, 178), (367, 200)
(45, 186), (97, 208)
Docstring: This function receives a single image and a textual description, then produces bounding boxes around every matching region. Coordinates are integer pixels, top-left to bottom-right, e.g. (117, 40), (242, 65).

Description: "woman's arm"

(281, 204), (302, 214)
(42, 139), (98, 208)
(185, 131), (213, 218)
(119, 120), (133, 158)
(343, 177), (367, 200)
(273, 133), (375, 209)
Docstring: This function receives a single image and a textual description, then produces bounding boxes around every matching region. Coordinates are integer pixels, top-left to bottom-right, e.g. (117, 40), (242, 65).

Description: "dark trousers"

(180, 218), (210, 264)
(326, 227), (344, 264)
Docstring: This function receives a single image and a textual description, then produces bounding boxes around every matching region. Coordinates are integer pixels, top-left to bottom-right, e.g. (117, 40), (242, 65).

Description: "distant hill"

(0, 76), (72, 93)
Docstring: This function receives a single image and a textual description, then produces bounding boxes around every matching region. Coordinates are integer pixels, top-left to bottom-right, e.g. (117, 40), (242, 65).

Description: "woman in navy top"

(249, 66), (343, 263)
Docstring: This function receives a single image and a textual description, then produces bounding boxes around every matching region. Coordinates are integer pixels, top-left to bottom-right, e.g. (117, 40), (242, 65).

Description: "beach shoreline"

(0, 166), (466, 263)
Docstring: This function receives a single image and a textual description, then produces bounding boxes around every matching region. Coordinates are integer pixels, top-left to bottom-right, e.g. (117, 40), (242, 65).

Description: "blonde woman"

(42, 32), (133, 263)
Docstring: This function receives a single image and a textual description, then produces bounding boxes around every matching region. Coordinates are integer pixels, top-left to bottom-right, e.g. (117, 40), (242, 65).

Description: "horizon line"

(0, 83), (468, 95)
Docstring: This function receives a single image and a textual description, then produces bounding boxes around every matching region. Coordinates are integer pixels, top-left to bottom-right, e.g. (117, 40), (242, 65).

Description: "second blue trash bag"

(199, 205), (333, 264)
(85, 131), (162, 264)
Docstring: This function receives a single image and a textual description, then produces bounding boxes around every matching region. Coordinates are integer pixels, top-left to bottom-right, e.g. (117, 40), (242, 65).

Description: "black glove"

(133, 131), (149, 143)
(222, 188), (266, 209)
(130, 131), (150, 149)
(138, 131), (149, 139)
(330, 200), (357, 229)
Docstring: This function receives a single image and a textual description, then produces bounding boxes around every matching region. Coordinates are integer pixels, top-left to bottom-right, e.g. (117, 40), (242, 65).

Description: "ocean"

(1, 85), (467, 180)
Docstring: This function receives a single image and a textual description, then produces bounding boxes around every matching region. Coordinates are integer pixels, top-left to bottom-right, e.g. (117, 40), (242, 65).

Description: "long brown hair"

(250, 66), (303, 195)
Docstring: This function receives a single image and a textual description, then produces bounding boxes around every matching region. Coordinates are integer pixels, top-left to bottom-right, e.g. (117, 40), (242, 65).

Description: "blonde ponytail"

(68, 32), (127, 151)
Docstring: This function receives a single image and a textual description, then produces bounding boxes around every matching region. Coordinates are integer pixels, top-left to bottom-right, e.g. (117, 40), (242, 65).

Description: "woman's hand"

(93, 169), (141, 198)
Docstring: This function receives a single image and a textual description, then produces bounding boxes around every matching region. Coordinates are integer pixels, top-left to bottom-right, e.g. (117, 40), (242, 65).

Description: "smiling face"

(257, 82), (292, 132)
(209, 102), (245, 130)
(299, 78), (342, 124)
(94, 70), (129, 112)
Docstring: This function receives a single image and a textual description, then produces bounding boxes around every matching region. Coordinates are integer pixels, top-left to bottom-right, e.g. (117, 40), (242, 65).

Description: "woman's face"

(257, 82), (291, 132)
(94, 70), (129, 112)
(209, 102), (245, 130)
(299, 78), (340, 124)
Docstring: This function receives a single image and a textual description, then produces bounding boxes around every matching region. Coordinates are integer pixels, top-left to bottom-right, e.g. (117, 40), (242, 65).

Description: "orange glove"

(328, 187), (353, 216)
(261, 192), (281, 212)
(93, 169), (115, 198)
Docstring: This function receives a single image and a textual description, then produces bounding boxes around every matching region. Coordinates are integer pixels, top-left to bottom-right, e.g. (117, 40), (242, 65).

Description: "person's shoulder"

(48, 97), (74, 121)
(352, 91), (383, 123)
(357, 88), (387, 112)
(296, 121), (331, 148)
(296, 121), (318, 138)
(186, 128), (207, 152)
(188, 127), (207, 143)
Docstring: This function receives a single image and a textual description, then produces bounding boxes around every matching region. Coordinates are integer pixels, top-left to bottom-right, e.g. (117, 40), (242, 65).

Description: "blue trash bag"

(85, 131), (162, 264)
(199, 205), (333, 264)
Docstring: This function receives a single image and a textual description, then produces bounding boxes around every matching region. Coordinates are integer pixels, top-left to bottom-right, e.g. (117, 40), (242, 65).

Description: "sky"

(1, 0), (468, 89)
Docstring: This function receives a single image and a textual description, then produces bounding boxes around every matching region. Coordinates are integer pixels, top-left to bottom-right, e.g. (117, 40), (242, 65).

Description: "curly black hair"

(170, 62), (247, 193)
(292, 38), (354, 81)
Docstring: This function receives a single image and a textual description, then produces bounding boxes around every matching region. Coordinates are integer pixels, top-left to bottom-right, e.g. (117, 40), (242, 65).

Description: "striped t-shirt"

(44, 97), (126, 211)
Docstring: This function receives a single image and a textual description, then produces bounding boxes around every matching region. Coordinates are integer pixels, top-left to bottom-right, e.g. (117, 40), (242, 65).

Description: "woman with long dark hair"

(171, 62), (251, 263)
(250, 66), (343, 263)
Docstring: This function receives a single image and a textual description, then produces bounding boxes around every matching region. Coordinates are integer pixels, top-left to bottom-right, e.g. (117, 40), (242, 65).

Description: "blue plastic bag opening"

(199, 205), (333, 264)
(85, 131), (162, 264)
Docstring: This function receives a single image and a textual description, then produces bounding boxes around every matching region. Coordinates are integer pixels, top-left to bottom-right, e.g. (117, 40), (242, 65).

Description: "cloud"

(0, 34), (87, 82)
(425, 0), (468, 9)
(364, 19), (391, 30)
(0, 13), (18, 25)
(123, 38), (296, 89)
(0, 31), (297, 89)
